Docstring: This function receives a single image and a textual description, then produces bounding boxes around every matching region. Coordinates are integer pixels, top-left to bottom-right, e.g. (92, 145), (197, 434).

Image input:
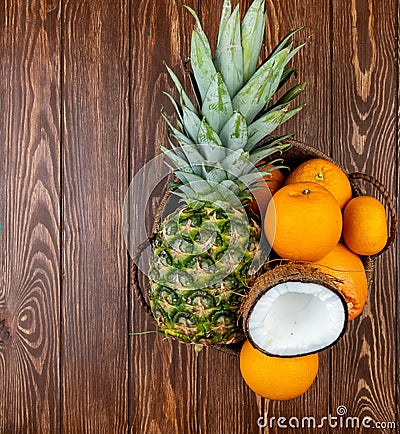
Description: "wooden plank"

(264, 0), (332, 152)
(331, 1), (398, 432)
(129, 1), (199, 433)
(61, 0), (129, 432)
(197, 347), (264, 434)
(397, 5), (400, 432)
(0, 1), (61, 433)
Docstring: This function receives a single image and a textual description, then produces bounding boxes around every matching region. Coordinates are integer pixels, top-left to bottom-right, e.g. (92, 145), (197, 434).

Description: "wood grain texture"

(331, 1), (398, 433)
(0, 0), (398, 432)
(264, 0), (332, 152)
(0, 1), (61, 433)
(129, 1), (199, 432)
(397, 5), (400, 433)
(61, 0), (129, 432)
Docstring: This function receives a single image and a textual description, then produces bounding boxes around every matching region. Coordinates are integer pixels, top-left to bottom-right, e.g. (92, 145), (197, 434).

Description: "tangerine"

(264, 182), (342, 261)
(343, 196), (388, 256)
(240, 340), (318, 400)
(312, 243), (368, 320)
(250, 164), (285, 215)
(285, 158), (352, 209)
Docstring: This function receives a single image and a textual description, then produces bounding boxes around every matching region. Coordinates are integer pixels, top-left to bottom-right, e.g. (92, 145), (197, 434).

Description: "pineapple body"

(149, 204), (261, 345)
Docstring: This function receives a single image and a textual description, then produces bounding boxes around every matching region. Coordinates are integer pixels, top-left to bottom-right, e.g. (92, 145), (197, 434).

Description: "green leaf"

(286, 38), (310, 63)
(202, 73), (233, 133)
(206, 165), (228, 183)
(241, 0), (265, 83)
(277, 67), (297, 91)
(232, 47), (290, 123)
(220, 180), (241, 195)
(217, 0), (232, 46)
(252, 134), (293, 150)
(249, 143), (289, 164)
(268, 27), (304, 59)
(163, 92), (183, 123)
(182, 105), (202, 142)
(161, 146), (189, 169)
(214, 5), (243, 97)
(190, 27), (217, 102)
(198, 142), (226, 162)
(262, 158), (287, 171)
(165, 63), (197, 113)
(184, 6), (212, 57)
(162, 139), (204, 176)
(184, 179), (214, 194)
(197, 119), (223, 148)
(166, 180), (181, 191)
(221, 149), (250, 177)
(162, 114), (206, 176)
(177, 145), (206, 176)
(176, 184), (196, 198)
(219, 111), (248, 151)
(273, 82), (307, 108)
(174, 171), (205, 185)
(162, 113), (193, 148)
(239, 172), (266, 186)
(246, 104), (305, 150)
(246, 109), (286, 150)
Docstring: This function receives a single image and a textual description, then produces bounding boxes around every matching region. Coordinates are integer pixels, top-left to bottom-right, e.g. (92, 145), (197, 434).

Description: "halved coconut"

(242, 264), (348, 357)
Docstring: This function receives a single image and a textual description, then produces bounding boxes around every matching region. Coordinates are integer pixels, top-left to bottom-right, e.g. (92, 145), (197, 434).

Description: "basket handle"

(348, 172), (397, 256)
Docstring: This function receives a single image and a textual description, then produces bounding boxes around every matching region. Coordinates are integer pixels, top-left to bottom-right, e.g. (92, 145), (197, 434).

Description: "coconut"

(241, 264), (348, 357)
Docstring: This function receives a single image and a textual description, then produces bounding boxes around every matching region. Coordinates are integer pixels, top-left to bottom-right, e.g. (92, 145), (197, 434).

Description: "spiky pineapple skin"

(149, 204), (261, 345)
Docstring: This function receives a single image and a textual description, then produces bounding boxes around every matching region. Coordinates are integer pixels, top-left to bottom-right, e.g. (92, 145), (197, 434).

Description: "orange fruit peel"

(285, 158), (352, 208)
(264, 182), (342, 261)
(343, 196), (388, 256)
(312, 243), (368, 320)
(250, 164), (285, 215)
(240, 340), (319, 400)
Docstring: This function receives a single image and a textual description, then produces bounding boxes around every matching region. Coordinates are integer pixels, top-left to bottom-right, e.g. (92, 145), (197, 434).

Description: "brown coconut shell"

(241, 263), (349, 357)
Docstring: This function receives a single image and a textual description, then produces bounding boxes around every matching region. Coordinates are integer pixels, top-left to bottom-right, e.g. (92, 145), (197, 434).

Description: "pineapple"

(148, 0), (306, 349)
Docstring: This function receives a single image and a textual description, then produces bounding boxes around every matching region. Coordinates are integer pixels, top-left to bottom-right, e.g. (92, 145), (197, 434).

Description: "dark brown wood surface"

(0, 1), (398, 433)
(0, 1), (61, 432)
(61, 0), (129, 432)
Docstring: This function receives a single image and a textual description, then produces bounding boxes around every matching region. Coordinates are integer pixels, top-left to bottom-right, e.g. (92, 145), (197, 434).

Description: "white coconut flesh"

(247, 282), (347, 357)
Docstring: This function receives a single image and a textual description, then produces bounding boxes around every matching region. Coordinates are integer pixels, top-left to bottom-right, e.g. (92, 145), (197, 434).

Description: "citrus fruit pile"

(261, 157), (388, 316)
(240, 158), (389, 400)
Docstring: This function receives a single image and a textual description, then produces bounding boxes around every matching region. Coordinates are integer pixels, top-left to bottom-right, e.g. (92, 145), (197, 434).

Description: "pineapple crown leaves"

(161, 0), (307, 207)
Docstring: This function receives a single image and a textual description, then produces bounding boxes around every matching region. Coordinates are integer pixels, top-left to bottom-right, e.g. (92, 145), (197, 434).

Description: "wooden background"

(0, 0), (398, 433)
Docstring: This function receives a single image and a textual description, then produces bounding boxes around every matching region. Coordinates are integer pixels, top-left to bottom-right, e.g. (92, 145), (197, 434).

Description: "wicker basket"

(132, 139), (397, 358)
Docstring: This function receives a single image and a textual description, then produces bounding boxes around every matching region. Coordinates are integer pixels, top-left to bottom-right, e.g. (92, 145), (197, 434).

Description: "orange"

(250, 164), (285, 215)
(285, 158), (352, 208)
(240, 340), (318, 400)
(264, 182), (343, 261)
(343, 196), (388, 256)
(312, 243), (368, 320)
